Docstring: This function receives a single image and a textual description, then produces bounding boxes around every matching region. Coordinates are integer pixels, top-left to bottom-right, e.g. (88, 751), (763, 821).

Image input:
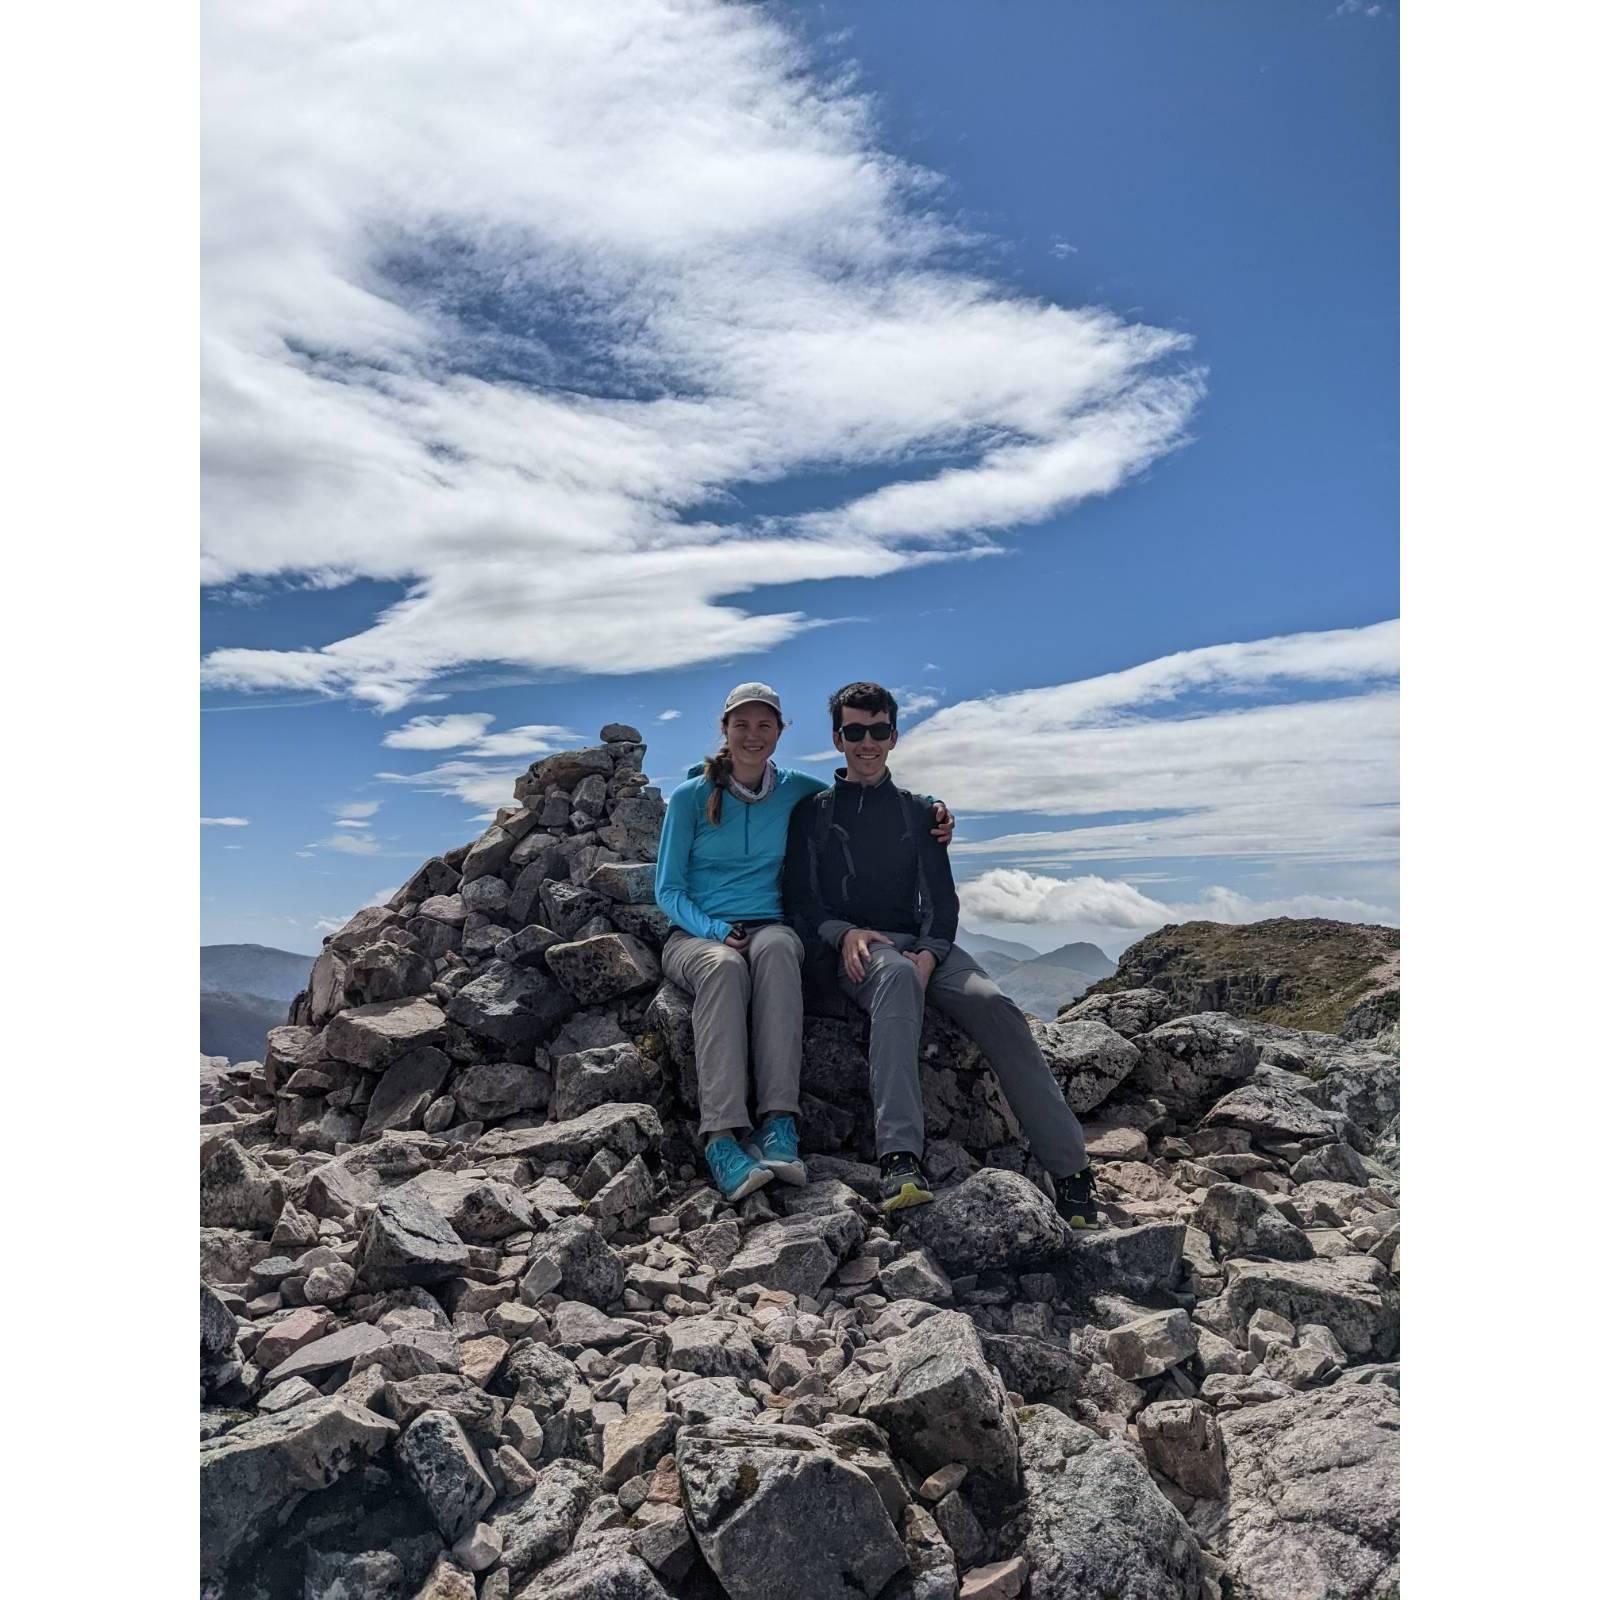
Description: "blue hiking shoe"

(705, 1134), (773, 1202)
(742, 1114), (807, 1187)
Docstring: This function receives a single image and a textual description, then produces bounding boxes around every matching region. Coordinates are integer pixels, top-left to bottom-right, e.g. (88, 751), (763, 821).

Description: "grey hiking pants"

(662, 924), (805, 1138)
(839, 936), (1089, 1176)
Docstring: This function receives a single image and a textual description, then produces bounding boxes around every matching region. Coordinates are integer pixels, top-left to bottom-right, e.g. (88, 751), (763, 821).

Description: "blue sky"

(201, 0), (1397, 958)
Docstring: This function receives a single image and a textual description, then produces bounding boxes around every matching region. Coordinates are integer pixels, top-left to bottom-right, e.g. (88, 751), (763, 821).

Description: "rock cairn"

(199, 726), (1401, 1600)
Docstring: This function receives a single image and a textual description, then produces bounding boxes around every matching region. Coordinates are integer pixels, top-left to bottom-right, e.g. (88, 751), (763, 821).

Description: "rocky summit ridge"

(199, 725), (1401, 1600)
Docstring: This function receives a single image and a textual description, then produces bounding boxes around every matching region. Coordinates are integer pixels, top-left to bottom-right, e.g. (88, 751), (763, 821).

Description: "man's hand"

(930, 801), (955, 845)
(722, 929), (750, 953)
(841, 927), (893, 983)
(909, 950), (937, 991)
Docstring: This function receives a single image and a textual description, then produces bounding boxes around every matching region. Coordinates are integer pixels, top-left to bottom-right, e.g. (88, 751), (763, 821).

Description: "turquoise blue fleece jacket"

(654, 768), (827, 942)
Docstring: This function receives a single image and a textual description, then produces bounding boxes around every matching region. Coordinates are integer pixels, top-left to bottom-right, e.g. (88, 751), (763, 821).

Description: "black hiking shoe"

(878, 1152), (934, 1213)
(1056, 1164), (1101, 1230)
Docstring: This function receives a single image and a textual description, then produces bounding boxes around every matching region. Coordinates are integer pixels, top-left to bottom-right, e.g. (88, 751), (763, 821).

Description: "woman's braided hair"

(702, 716), (734, 825)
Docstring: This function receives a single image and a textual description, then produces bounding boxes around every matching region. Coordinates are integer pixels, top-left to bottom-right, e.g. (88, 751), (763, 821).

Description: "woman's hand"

(930, 801), (955, 845)
(841, 927), (893, 983)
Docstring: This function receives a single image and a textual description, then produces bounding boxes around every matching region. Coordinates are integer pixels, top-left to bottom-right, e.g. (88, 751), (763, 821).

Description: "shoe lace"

(762, 1115), (796, 1148)
(882, 1153), (919, 1181)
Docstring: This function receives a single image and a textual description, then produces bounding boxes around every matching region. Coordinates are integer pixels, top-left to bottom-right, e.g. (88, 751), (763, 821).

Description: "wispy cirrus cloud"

(201, 816), (250, 827)
(901, 620), (1398, 871)
(198, 0), (1201, 712)
(306, 833), (384, 857)
(381, 714), (497, 751)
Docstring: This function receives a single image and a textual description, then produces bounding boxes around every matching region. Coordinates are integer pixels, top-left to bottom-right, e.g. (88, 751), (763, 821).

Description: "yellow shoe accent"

(881, 1181), (934, 1213)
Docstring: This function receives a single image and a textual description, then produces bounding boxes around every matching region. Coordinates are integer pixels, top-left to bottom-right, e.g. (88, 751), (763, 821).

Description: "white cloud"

(374, 719), (579, 810)
(199, 0), (1200, 709)
(223, 844), (244, 850)
(962, 866), (1395, 936)
(471, 724), (578, 758)
(334, 800), (381, 819)
(894, 689), (942, 718)
(377, 760), (523, 813)
(201, 815), (250, 827)
(334, 819), (370, 828)
(307, 833), (383, 856)
(900, 621), (1399, 869)
(963, 869), (1171, 928)
(657, 709), (682, 722)
(382, 713), (496, 750)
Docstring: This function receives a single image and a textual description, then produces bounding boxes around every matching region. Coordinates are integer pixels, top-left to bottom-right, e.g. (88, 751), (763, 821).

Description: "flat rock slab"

(677, 1420), (906, 1600)
(199, 1396), (397, 1580)
(263, 1321), (391, 1387)
(1198, 1383), (1399, 1599)
(324, 997), (447, 1071)
(1220, 1255), (1398, 1360)
(473, 1101), (663, 1166)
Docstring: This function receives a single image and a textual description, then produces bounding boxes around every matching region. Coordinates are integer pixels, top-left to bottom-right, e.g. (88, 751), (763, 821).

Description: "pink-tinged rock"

(960, 1556), (1029, 1599)
(460, 1336), (510, 1387)
(254, 1307), (336, 1371)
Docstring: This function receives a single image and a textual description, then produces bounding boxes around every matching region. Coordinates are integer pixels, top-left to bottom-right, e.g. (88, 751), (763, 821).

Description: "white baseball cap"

(722, 681), (783, 718)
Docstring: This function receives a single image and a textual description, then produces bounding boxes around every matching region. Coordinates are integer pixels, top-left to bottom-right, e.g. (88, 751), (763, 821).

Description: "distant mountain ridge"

(960, 929), (1114, 1017)
(201, 944), (317, 1004)
(1078, 916), (1400, 1036)
(200, 945), (315, 1065)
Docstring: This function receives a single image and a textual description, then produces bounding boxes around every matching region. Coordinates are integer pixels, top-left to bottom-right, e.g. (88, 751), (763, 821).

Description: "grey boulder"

(447, 961), (576, 1054)
(199, 1396), (397, 1580)
(1220, 1256), (1399, 1360)
(521, 1215), (625, 1307)
(355, 1189), (470, 1291)
(861, 1310), (1020, 1488)
(546, 934), (662, 1006)
(323, 996), (447, 1071)
(1029, 1018), (1142, 1114)
(894, 1169), (1065, 1274)
(1013, 1404), (1206, 1600)
(397, 1409), (498, 1542)
(553, 1043), (660, 1122)
(1194, 1183), (1314, 1263)
(1196, 1384), (1399, 1599)
(199, 1138), (285, 1231)
(677, 1420), (906, 1600)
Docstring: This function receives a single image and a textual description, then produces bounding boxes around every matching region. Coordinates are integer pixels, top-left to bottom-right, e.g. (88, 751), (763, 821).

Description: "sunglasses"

(839, 722), (895, 742)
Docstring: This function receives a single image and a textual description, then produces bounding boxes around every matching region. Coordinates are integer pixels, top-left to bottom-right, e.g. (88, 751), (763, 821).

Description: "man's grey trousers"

(662, 924), (804, 1137)
(840, 936), (1090, 1176)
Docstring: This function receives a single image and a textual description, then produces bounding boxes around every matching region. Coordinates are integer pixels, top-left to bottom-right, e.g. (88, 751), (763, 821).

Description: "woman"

(655, 681), (952, 1200)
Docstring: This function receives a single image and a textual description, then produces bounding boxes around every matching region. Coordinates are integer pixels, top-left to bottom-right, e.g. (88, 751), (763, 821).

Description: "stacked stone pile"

(199, 726), (1400, 1600)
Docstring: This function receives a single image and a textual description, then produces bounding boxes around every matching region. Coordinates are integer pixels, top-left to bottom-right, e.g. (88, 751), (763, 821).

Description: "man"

(784, 681), (1099, 1226)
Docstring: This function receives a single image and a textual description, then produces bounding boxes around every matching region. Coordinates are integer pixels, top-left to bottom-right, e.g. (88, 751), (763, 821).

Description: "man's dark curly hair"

(828, 681), (898, 732)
